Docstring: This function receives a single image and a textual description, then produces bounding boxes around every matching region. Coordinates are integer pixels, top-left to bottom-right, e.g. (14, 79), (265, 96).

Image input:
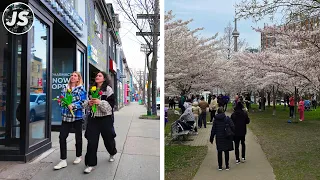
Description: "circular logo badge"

(2, 2), (34, 35)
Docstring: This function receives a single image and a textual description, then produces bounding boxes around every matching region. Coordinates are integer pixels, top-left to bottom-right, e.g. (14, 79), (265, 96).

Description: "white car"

(29, 93), (46, 122)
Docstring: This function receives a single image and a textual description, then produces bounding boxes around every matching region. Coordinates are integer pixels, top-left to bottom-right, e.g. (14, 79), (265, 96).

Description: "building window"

(37, 64), (40, 72)
(109, 35), (111, 47)
(94, 8), (103, 41)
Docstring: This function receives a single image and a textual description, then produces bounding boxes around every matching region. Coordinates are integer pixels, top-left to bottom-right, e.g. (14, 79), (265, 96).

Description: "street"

(0, 102), (160, 180)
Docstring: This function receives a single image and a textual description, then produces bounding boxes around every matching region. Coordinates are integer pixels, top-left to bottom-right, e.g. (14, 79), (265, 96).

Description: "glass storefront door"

(0, 12), (22, 150)
(29, 16), (49, 146)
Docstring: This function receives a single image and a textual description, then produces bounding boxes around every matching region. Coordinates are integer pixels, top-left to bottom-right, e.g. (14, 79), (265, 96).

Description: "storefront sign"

(120, 75), (126, 78)
(88, 45), (98, 63)
(45, 0), (84, 36)
(52, 73), (70, 89)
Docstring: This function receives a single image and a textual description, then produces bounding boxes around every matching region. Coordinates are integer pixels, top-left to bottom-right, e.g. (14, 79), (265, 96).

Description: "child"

(192, 102), (201, 132)
(298, 97), (305, 121)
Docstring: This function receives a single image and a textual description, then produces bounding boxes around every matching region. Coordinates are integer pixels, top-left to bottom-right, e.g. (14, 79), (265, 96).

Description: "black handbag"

(224, 117), (234, 138)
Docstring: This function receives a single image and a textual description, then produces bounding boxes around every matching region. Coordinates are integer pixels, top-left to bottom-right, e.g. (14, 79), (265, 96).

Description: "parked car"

(157, 97), (160, 109)
(29, 93), (46, 121)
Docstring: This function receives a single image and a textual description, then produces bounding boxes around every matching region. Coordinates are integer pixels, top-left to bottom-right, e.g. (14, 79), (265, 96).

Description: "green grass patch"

(139, 114), (160, 120)
(165, 145), (207, 180)
(248, 104), (320, 180)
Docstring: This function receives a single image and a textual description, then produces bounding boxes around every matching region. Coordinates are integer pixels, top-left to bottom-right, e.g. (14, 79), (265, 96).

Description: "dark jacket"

(210, 113), (235, 151)
(231, 110), (250, 136)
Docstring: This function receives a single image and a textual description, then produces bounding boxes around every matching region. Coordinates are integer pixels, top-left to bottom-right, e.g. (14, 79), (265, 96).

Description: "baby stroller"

(304, 100), (311, 111)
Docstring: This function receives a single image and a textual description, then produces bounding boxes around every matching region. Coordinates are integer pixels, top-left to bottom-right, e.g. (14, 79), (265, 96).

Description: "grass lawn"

(165, 109), (208, 180)
(139, 114), (160, 119)
(165, 145), (207, 180)
(247, 104), (320, 180)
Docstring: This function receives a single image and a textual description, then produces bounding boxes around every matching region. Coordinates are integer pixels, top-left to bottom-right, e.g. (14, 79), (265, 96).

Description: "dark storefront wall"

(0, 0), (87, 161)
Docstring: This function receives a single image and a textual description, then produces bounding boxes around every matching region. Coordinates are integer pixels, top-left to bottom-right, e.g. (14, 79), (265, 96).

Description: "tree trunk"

(147, 72), (152, 115)
(273, 85), (276, 116)
(254, 92), (257, 104)
(267, 92), (271, 107)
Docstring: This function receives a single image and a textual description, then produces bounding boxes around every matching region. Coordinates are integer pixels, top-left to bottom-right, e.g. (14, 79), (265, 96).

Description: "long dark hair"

(91, 71), (111, 92)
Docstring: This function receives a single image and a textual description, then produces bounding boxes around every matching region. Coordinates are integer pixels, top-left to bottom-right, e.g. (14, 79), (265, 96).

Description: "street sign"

(137, 14), (160, 19)
(136, 32), (160, 36)
(120, 75), (126, 78)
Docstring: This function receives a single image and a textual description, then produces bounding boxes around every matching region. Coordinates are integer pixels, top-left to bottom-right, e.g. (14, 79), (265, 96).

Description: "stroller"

(304, 100), (311, 111)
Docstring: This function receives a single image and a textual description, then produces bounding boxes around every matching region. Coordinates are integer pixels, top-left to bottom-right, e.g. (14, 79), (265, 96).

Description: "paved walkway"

(0, 102), (160, 180)
(192, 113), (276, 180)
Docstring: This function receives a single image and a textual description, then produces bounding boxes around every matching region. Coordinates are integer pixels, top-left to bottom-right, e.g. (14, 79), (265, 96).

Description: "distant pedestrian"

(298, 97), (305, 122)
(192, 102), (201, 132)
(289, 96), (295, 118)
(312, 95), (317, 110)
(245, 94), (251, 112)
(231, 102), (250, 164)
(210, 107), (235, 171)
(179, 95), (186, 114)
(209, 95), (218, 122)
(223, 95), (230, 111)
(198, 97), (209, 128)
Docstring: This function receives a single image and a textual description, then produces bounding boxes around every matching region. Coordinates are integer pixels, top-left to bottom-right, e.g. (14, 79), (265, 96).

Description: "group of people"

(53, 71), (117, 174)
(287, 95), (317, 121)
(210, 102), (250, 171)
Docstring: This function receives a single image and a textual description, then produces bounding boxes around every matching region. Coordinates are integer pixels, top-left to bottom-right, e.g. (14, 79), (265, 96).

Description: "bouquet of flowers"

(53, 88), (75, 117)
(90, 86), (103, 113)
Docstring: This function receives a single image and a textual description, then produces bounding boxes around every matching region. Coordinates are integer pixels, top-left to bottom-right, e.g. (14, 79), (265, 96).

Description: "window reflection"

(29, 16), (48, 146)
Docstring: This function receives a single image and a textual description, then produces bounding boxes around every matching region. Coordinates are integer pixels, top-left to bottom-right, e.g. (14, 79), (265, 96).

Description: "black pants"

(59, 120), (83, 160)
(234, 136), (246, 160)
(210, 110), (216, 122)
(224, 103), (228, 111)
(85, 115), (117, 167)
(312, 101), (317, 109)
(289, 106), (294, 117)
(218, 150), (229, 168)
(198, 112), (207, 128)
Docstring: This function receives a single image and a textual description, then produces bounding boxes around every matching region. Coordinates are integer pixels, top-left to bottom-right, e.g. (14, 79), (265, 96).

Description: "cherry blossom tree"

(165, 11), (220, 96)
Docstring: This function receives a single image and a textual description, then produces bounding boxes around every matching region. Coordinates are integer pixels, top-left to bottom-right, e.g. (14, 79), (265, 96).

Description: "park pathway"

(189, 113), (276, 180)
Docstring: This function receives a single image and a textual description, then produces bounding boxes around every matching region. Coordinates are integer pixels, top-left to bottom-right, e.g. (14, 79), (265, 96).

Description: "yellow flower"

(67, 89), (71, 93)
(91, 86), (97, 91)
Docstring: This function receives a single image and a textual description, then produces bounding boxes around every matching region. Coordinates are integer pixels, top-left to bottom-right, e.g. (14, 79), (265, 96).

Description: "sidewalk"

(0, 102), (160, 180)
(191, 113), (276, 180)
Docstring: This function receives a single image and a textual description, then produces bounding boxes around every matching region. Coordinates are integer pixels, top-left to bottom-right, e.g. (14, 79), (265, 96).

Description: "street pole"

(142, 52), (147, 105)
(151, 0), (159, 115)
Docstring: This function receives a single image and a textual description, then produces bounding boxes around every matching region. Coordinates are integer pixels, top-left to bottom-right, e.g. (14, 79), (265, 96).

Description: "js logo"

(2, 2), (34, 35)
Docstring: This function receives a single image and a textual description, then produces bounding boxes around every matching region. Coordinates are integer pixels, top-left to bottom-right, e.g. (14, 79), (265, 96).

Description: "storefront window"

(29, 17), (48, 146)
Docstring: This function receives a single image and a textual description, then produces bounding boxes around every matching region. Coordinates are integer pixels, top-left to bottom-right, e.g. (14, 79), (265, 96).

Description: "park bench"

(170, 121), (191, 141)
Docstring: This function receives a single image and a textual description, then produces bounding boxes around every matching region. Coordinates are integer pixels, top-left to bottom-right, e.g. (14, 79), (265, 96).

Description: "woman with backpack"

(210, 107), (235, 171)
(231, 102), (250, 164)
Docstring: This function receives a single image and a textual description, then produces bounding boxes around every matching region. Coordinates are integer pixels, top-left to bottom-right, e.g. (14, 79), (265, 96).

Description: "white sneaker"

(109, 155), (115, 162)
(54, 160), (67, 170)
(84, 166), (94, 174)
(236, 160), (240, 164)
(242, 158), (246, 162)
(73, 156), (82, 164)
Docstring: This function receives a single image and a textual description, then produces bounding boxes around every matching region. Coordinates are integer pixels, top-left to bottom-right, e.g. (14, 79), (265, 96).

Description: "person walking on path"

(298, 97), (305, 122)
(223, 95), (230, 112)
(289, 96), (295, 118)
(83, 72), (117, 174)
(192, 101), (201, 132)
(198, 97), (209, 128)
(312, 95), (317, 110)
(209, 95), (218, 123)
(231, 102), (250, 164)
(179, 95), (186, 114)
(210, 107), (235, 171)
(54, 72), (87, 170)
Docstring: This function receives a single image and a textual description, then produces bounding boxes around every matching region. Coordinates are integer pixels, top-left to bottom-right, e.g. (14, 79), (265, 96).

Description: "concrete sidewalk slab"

(32, 151), (121, 180)
(123, 136), (160, 156)
(114, 154), (160, 180)
(193, 129), (276, 180)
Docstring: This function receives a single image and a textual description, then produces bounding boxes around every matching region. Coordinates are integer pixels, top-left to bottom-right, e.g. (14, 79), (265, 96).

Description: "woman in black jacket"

(210, 107), (235, 171)
(231, 102), (250, 164)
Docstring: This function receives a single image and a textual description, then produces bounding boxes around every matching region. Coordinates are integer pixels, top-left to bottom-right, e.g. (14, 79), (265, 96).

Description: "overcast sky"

(165, 0), (279, 48)
(106, 0), (163, 88)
